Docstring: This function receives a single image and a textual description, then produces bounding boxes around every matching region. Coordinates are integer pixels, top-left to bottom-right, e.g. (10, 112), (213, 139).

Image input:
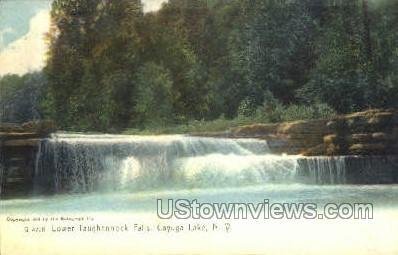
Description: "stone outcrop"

(195, 109), (398, 156)
(324, 110), (398, 156)
(230, 119), (330, 155)
(0, 121), (55, 197)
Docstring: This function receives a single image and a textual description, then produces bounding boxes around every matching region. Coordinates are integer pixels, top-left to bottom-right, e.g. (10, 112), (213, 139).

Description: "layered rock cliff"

(196, 109), (398, 156)
(0, 121), (55, 196)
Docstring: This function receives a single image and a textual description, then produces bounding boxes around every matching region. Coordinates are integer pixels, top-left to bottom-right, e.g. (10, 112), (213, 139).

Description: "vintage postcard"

(1, 0), (398, 254)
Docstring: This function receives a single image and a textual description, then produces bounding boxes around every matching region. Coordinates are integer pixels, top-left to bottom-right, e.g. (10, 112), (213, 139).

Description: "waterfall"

(296, 157), (346, 184)
(34, 133), (348, 194)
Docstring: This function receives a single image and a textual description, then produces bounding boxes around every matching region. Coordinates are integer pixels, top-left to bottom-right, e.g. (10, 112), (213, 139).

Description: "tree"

(133, 63), (174, 127)
(298, 1), (392, 113)
(0, 73), (47, 123)
(42, 0), (398, 131)
(246, 0), (316, 105)
(46, 0), (143, 130)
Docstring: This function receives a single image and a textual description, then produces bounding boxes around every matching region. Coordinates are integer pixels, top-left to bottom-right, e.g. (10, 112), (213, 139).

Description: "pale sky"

(0, 0), (167, 77)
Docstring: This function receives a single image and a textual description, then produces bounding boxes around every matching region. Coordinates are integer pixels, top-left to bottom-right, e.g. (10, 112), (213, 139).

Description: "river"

(1, 134), (397, 254)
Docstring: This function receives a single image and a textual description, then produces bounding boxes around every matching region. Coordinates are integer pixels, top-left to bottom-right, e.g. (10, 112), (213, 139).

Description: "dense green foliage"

(0, 73), (46, 123)
(133, 62), (174, 127)
(1, 0), (397, 131)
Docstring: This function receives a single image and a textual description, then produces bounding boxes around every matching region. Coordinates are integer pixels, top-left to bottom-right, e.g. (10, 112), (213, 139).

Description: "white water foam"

(34, 133), (347, 193)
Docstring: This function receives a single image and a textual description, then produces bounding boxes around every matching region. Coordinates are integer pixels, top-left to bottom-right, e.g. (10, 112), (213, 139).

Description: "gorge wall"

(199, 109), (398, 185)
(212, 109), (398, 157)
(0, 121), (55, 196)
(0, 110), (397, 198)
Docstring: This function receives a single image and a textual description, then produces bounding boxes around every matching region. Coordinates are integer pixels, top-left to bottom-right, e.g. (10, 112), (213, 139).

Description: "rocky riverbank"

(0, 111), (397, 197)
(0, 121), (55, 196)
(193, 109), (398, 156)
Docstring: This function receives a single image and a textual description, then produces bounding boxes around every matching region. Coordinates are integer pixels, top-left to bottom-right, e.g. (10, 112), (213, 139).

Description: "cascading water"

(296, 157), (346, 184)
(34, 133), (347, 194)
(9, 133), (398, 255)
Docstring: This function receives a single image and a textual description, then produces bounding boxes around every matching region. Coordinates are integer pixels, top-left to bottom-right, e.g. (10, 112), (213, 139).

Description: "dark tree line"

(0, 73), (46, 123)
(1, 0), (397, 130)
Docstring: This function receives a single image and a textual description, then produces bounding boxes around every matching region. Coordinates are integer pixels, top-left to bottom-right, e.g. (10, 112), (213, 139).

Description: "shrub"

(255, 101), (336, 123)
(237, 96), (257, 118)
